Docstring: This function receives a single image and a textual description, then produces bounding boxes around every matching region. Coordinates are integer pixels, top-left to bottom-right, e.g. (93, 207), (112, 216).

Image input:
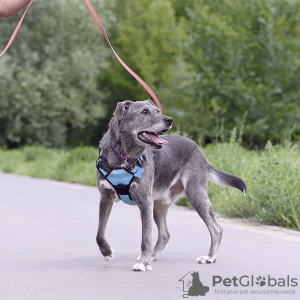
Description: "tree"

(0, 0), (112, 147)
(182, 0), (300, 145)
(98, 0), (183, 122)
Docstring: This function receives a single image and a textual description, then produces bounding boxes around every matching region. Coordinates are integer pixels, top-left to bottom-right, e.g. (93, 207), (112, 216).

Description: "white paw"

(132, 262), (152, 271)
(104, 249), (114, 262)
(197, 255), (217, 264)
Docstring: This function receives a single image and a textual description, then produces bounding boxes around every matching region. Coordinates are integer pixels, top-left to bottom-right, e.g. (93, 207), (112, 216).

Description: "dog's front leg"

(96, 188), (114, 262)
(131, 184), (153, 271)
(133, 201), (153, 271)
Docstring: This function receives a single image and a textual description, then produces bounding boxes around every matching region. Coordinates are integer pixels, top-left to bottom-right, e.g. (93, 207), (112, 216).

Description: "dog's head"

(113, 99), (173, 149)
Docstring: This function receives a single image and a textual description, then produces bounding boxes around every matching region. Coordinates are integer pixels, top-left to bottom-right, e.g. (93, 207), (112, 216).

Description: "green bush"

(0, 141), (299, 230)
(1, 0), (299, 147)
(0, 0), (110, 147)
(0, 146), (97, 185)
(175, 130), (300, 231)
(250, 141), (300, 230)
(204, 140), (300, 230)
(166, 0), (300, 146)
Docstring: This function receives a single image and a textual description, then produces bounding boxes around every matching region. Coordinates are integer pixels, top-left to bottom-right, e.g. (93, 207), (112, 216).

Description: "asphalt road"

(0, 173), (299, 300)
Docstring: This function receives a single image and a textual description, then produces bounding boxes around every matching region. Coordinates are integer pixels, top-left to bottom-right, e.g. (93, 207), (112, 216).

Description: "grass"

(205, 140), (300, 230)
(0, 146), (97, 186)
(0, 137), (299, 231)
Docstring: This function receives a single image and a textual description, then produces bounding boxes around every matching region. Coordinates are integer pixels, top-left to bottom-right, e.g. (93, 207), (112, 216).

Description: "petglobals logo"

(179, 271), (210, 297)
(212, 275), (298, 296)
(178, 272), (298, 297)
(213, 275), (298, 288)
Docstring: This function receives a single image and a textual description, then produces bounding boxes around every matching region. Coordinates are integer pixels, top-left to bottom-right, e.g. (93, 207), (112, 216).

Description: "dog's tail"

(208, 165), (247, 196)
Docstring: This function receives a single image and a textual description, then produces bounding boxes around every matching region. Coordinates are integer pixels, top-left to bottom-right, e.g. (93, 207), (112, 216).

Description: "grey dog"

(96, 99), (247, 271)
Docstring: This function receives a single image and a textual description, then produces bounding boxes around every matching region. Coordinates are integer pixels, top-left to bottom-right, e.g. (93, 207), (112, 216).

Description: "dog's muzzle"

(161, 116), (173, 133)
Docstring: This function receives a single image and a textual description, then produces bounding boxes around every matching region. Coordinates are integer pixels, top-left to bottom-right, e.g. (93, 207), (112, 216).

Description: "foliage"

(0, 0), (299, 147)
(0, 138), (299, 230)
(251, 141), (300, 230)
(201, 135), (299, 231)
(97, 0), (185, 129)
(180, 0), (300, 145)
(0, 0), (111, 147)
(0, 145), (97, 185)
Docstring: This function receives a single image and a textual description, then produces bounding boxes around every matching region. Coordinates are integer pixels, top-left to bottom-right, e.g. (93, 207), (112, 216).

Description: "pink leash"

(0, 0), (34, 58)
(0, 0), (163, 113)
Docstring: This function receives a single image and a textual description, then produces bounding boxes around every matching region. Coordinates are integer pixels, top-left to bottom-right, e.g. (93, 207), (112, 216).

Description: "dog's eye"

(141, 109), (150, 115)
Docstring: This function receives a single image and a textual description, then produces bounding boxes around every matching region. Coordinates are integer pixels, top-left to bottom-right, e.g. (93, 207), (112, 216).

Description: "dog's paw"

(104, 249), (114, 262)
(197, 255), (217, 264)
(132, 262), (152, 271)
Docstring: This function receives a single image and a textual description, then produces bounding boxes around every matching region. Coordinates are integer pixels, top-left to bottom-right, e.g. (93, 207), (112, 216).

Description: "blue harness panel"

(107, 169), (133, 186)
(96, 156), (144, 206)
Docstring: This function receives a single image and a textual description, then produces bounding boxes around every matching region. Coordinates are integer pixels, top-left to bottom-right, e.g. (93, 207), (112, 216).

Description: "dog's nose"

(164, 117), (173, 126)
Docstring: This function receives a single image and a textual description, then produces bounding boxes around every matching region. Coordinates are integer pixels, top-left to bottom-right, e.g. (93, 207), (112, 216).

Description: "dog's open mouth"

(138, 131), (169, 149)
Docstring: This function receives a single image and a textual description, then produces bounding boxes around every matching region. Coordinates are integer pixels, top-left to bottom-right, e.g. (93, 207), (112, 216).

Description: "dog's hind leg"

(96, 189), (114, 262)
(185, 179), (223, 264)
(152, 200), (171, 260)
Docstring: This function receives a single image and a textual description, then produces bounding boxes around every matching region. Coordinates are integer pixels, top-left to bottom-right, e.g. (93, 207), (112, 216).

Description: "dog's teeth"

(142, 132), (151, 140)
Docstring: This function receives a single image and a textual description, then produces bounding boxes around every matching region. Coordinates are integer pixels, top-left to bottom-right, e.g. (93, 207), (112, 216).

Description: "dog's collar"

(97, 148), (143, 172)
(96, 155), (143, 175)
(112, 146), (127, 160)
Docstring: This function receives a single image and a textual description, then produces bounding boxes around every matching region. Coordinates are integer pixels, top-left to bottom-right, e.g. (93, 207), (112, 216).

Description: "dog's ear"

(113, 100), (132, 122)
(146, 99), (156, 107)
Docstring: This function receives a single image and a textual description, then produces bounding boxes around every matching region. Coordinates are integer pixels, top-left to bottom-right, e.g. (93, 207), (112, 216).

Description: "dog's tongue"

(147, 133), (169, 145)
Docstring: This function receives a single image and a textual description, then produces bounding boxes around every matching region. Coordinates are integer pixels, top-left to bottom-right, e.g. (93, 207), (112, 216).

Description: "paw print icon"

(256, 276), (266, 286)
